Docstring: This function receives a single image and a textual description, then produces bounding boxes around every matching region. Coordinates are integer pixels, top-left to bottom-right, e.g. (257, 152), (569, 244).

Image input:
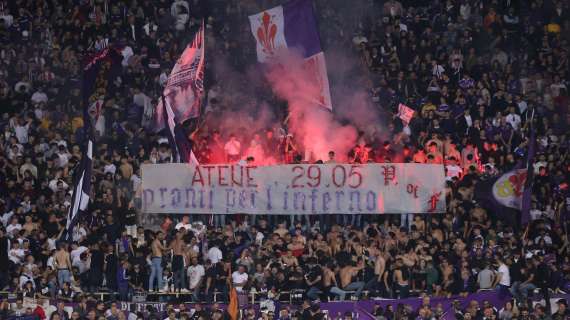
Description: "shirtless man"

(393, 257), (410, 298)
(149, 231), (167, 292)
(170, 230), (186, 292)
(54, 242), (72, 288)
(365, 248), (386, 295)
(339, 260), (365, 299)
(322, 263), (344, 301)
(280, 250), (298, 267)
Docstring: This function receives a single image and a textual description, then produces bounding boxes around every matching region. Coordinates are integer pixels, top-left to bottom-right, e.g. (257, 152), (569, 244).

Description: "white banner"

(141, 164), (446, 214)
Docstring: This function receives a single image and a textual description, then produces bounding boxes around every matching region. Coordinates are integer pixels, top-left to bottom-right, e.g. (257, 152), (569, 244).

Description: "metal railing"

(0, 289), (366, 304)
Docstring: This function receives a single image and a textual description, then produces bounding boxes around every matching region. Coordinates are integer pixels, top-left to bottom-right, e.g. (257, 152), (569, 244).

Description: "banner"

(141, 163), (446, 214)
(249, 0), (332, 110)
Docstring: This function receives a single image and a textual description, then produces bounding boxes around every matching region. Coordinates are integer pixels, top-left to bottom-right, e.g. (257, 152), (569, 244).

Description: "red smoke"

(205, 46), (382, 164)
(264, 49), (372, 162)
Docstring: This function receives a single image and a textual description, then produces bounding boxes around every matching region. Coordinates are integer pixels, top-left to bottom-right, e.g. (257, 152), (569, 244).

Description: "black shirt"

(552, 309), (569, 320)
(534, 262), (549, 287)
(103, 222), (121, 243)
(0, 236), (8, 271)
(305, 265), (322, 289)
(206, 263), (227, 286)
(125, 208), (137, 225)
(510, 260), (523, 282)
(90, 249), (104, 271)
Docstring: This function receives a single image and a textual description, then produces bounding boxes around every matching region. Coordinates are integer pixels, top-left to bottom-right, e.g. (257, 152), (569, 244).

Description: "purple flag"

(283, 0), (322, 58)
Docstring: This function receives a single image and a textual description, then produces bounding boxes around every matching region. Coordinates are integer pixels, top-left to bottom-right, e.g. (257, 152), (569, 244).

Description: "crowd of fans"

(1, 0), (570, 319)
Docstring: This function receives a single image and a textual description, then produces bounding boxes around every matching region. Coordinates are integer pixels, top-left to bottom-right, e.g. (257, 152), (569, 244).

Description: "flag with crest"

(249, 0), (332, 110)
(474, 111), (537, 228)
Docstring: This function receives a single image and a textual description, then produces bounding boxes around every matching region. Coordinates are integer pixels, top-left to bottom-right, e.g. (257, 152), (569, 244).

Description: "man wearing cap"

(553, 299), (568, 320)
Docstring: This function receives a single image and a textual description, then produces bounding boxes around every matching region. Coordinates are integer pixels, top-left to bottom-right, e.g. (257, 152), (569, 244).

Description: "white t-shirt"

(19, 274), (35, 289)
(190, 223), (206, 238)
(0, 13), (14, 27)
(48, 179), (69, 192)
(95, 114), (106, 137)
(70, 246), (88, 263)
(534, 235), (552, 245)
(72, 227), (87, 242)
(56, 152), (70, 168)
(224, 140), (241, 156)
(14, 124), (30, 144)
(131, 174), (142, 192)
(0, 211), (14, 227)
(530, 209), (543, 221)
(31, 91), (48, 104)
(121, 46), (134, 67)
(207, 247), (222, 264)
(517, 100), (528, 114)
(231, 271), (248, 291)
(446, 164), (462, 178)
(255, 232), (265, 245)
(506, 114), (521, 130)
(533, 161), (547, 173)
(6, 223), (22, 235)
(46, 256), (56, 270)
(187, 264), (205, 289)
(498, 264), (511, 286)
(104, 163), (116, 175)
(9, 248), (25, 264)
(175, 222), (192, 231)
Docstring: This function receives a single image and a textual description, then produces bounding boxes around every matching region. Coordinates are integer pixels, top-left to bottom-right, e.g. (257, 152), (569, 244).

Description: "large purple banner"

(319, 290), (508, 320)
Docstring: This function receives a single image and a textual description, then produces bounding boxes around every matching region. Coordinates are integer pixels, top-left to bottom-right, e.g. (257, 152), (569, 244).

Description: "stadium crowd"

(0, 0), (570, 319)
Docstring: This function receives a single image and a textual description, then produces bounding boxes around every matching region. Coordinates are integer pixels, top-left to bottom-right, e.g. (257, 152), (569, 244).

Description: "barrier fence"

(2, 290), (569, 320)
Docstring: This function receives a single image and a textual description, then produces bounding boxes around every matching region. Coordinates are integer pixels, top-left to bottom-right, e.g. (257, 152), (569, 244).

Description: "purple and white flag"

(154, 23), (205, 132)
(249, 0), (332, 110)
(66, 47), (121, 241)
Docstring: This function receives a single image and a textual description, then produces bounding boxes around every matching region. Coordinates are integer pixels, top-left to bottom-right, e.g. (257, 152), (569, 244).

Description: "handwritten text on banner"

(141, 164), (446, 214)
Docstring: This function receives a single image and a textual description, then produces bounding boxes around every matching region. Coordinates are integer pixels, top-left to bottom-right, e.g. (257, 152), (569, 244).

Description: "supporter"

(0, 0), (569, 319)
(187, 256), (205, 302)
(231, 265), (249, 293)
(477, 262), (496, 291)
(148, 231), (166, 292)
(553, 299), (568, 320)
